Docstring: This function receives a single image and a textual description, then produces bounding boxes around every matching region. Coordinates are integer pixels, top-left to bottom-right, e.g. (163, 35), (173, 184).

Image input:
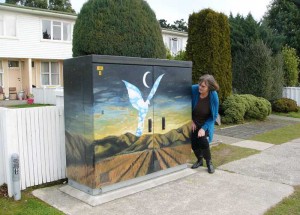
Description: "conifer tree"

(72, 0), (165, 58)
(186, 9), (232, 102)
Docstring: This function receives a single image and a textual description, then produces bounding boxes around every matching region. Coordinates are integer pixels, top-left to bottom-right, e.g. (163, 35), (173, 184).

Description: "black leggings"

(191, 128), (211, 161)
(191, 127), (209, 151)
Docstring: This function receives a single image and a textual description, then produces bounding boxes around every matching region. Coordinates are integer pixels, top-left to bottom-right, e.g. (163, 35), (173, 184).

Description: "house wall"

(0, 7), (75, 60)
(0, 5), (74, 95)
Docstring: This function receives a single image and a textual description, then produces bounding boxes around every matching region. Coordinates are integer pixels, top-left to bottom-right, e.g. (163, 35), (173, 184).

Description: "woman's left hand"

(198, 128), (205, 137)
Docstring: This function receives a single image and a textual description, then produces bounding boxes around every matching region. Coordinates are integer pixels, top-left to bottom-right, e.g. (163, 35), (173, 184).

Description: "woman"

(191, 74), (219, 173)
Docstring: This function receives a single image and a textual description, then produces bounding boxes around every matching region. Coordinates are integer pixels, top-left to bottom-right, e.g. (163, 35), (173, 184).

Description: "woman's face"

(198, 81), (209, 95)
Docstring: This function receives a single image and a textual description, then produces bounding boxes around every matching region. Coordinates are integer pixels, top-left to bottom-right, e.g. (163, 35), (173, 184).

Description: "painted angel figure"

(122, 74), (164, 136)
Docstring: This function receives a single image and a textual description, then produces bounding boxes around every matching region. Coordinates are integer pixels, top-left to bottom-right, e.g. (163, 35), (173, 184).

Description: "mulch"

(0, 184), (8, 198)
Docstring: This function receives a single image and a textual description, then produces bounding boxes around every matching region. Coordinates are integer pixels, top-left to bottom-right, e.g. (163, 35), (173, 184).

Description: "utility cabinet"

(63, 55), (192, 195)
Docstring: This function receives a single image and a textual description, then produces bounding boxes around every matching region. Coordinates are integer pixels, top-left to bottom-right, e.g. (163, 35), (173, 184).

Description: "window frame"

(168, 37), (183, 56)
(40, 61), (60, 86)
(41, 19), (72, 42)
(8, 60), (19, 68)
(0, 14), (17, 38)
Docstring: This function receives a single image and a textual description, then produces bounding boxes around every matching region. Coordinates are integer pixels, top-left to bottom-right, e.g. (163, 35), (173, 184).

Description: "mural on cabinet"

(64, 56), (192, 191)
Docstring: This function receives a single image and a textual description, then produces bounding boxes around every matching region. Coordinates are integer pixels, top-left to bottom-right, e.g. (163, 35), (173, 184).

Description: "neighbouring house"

(0, 3), (76, 98)
(161, 28), (187, 56)
(0, 3), (188, 99)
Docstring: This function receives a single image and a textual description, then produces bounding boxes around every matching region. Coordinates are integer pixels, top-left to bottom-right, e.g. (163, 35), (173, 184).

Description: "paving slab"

(59, 168), (196, 206)
(219, 141), (300, 186)
(213, 134), (244, 144)
(230, 140), (274, 151)
(33, 168), (293, 215)
(215, 117), (298, 139)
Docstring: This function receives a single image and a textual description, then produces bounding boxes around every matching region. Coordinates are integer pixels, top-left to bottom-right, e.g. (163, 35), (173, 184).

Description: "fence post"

(0, 108), (6, 186)
(3, 109), (19, 197)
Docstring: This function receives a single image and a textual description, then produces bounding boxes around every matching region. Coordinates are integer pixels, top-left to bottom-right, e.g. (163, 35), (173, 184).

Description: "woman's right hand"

(192, 121), (197, 132)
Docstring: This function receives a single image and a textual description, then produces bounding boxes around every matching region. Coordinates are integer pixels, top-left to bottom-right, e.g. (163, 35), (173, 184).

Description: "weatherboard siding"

(0, 8), (74, 59)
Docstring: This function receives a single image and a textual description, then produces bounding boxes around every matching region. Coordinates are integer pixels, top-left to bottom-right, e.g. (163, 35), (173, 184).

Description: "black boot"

(202, 148), (215, 174)
(206, 160), (215, 174)
(191, 149), (203, 169)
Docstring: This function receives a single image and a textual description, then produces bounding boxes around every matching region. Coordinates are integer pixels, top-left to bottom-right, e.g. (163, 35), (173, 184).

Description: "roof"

(161, 28), (188, 36)
(0, 3), (77, 20)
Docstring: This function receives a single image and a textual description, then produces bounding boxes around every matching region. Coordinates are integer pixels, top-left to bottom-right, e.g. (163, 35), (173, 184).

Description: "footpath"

(33, 115), (300, 215)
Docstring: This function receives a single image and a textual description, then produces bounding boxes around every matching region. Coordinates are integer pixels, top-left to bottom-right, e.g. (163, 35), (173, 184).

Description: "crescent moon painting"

(143, 71), (151, 88)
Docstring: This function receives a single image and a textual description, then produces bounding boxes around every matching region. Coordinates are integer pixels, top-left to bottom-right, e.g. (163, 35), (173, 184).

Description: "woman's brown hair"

(199, 74), (219, 91)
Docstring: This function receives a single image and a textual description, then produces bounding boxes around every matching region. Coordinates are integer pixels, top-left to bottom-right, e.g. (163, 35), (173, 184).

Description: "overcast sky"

(0, 0), (272, 22)
(69, 0), (273, 22)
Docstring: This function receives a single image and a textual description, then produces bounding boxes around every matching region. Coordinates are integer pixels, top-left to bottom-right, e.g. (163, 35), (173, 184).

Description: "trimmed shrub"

(73, 0), (165, 58)
(221, 94), (271, 124)
(272, 98), (299, 113)
(186, 9), (232, 102)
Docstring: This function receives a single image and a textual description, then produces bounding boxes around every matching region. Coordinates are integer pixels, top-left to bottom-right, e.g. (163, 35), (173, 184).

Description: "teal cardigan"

(192, 85), (219, 143)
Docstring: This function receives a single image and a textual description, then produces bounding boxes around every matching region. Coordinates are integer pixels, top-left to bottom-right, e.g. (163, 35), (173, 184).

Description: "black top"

(192, 94), (211, 127)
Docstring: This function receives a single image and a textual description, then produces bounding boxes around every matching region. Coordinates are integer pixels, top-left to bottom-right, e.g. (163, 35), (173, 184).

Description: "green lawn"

(190, 143), (260, 167)
(265, 186), (300, 215)
(272, 111), (300, 119)
(251, 123), (300, 144)
(0, 182), (64, 215)
(8, 104), (53, 108)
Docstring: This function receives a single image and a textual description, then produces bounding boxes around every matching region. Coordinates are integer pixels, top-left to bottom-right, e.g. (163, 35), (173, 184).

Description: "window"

(42, 20), (51, 39)
(0, 61), (3, 86)
(41, 62), (60, 85)
(0, 16), (3, 36)
(8, 61), (19, 68)
(168, 37), (182, 55)
(42, 20), (72, 41)
(0, 15), (17, 37)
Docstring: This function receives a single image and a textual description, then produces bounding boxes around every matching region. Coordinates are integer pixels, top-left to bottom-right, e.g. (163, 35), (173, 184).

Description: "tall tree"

(159, 19), (170, 29)
(73, 0), (165, 58)
(186, 9), (232, 102)
(170, 19), (188, 32)
(264, 0), (300, 54)
(49, 0), (75, 13)
(229, 13), (284, 57)
(158, 19), (188, 32)
(282, 46), (300, 86)
(233, 40), (284, 100)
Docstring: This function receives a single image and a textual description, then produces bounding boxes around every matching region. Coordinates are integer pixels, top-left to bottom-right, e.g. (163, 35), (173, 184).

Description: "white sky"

(0, 0), (272, 22)
(69, 0), (273, 22)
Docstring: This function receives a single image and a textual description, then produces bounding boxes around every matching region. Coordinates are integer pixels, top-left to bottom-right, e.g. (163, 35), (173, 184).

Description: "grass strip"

(251, 123), (300, 144)
(190, 143), (260, 167)
(264, 186), (300, 215)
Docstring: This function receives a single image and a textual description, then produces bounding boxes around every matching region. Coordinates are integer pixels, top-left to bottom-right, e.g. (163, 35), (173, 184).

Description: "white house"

(0, 3), (187, 99)
(161, 28), (187, 56)
(0, 3), (76, 97)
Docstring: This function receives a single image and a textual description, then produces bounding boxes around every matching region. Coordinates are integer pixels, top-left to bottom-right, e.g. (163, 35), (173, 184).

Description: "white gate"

(0, 106), (65, 197)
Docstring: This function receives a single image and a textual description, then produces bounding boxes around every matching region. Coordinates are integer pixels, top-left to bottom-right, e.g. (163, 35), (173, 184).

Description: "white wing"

(147, 74), (164, 102)
(122, 80), (145, 110)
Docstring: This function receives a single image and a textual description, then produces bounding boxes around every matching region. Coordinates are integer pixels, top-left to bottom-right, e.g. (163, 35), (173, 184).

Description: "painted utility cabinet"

(63, 55), (192, 195)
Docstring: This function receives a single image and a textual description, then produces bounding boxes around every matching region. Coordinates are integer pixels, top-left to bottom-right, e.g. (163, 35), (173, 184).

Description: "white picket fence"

(0, 106), (65, 197)
(282, 87), (300, 106)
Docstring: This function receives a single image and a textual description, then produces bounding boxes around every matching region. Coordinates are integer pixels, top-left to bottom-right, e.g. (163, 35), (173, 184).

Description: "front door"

(8, 61), (22, 93)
